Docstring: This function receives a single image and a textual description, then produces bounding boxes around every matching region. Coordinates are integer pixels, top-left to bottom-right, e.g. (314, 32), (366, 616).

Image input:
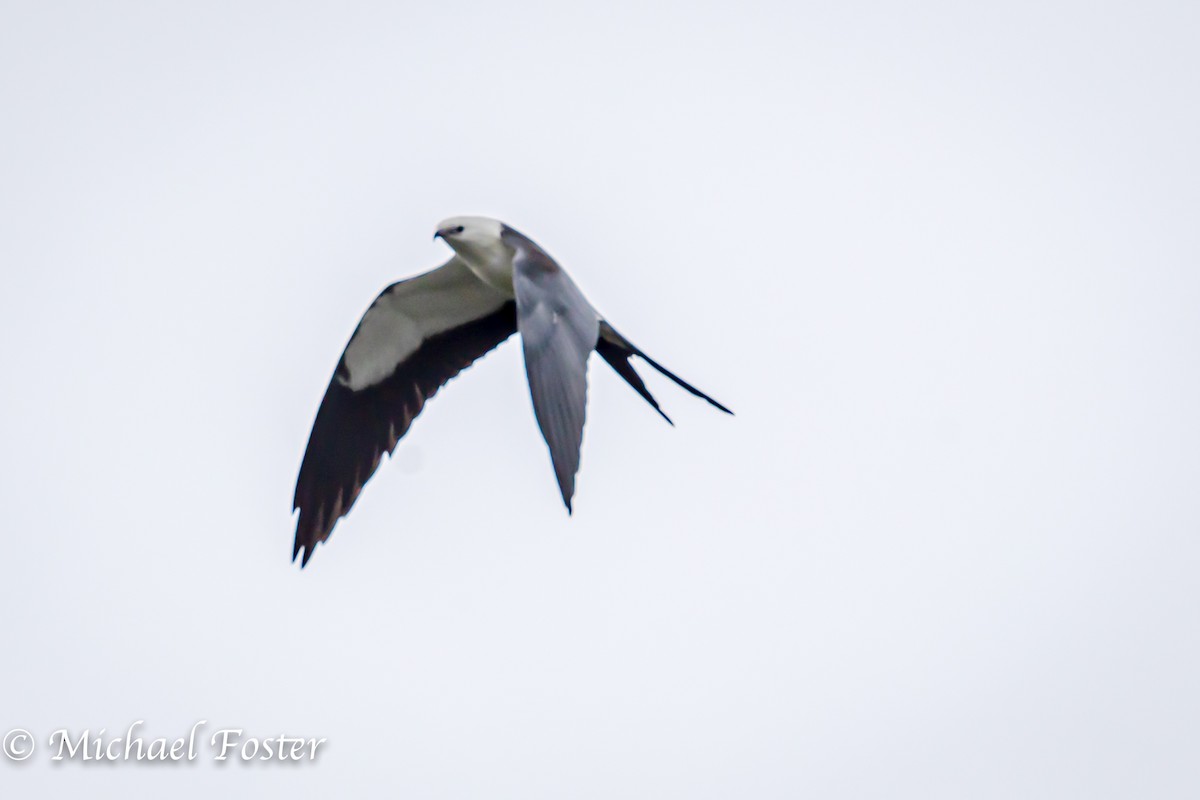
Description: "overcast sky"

(2, 1), (1198, 797)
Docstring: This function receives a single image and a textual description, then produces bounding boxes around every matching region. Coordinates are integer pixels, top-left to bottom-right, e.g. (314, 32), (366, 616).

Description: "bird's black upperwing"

(292, 259), (516, 566)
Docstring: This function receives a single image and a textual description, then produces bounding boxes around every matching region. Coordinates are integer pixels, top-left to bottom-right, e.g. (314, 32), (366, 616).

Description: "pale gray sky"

(2, 1), (1198, 797)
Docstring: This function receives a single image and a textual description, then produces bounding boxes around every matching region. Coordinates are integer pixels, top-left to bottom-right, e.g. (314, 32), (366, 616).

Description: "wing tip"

(291, 505), (328, 569)
(294, 541), (316, 568)
(292, 531), (315, 569)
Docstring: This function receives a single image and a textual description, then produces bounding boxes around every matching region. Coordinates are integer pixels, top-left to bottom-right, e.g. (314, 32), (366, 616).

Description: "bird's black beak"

(434, 228), (452, 241)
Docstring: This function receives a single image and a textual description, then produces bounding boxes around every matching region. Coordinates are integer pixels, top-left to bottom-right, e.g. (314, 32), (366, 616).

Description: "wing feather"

(292, 258), (516, 566)
(510, 242), (601, 511)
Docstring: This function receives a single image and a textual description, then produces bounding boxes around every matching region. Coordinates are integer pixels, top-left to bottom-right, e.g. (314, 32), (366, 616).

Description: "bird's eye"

(453, 225), (465, 234)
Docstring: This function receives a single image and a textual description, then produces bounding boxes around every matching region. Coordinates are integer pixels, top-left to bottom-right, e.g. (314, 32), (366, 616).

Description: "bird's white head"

(435, 216), (505, 256)
(434, 215), (514, 294)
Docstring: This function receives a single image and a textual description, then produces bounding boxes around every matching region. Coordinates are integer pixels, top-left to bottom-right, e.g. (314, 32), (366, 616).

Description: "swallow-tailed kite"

(292, 217), (731, 566)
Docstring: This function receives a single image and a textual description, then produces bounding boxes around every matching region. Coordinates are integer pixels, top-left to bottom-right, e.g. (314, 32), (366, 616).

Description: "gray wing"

(511, 243), (601, 511)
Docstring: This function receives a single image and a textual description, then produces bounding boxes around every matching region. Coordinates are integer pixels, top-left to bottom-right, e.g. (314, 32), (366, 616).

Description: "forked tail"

(595, 321), (733, 422)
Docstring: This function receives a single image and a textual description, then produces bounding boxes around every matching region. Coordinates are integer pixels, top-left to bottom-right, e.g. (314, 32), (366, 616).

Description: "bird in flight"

(292, 217), (731, 566)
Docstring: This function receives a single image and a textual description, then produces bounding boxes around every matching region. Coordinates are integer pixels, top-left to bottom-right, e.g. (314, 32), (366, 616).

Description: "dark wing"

(293, 258), (516, 566)
(509, 238), (601, 512)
